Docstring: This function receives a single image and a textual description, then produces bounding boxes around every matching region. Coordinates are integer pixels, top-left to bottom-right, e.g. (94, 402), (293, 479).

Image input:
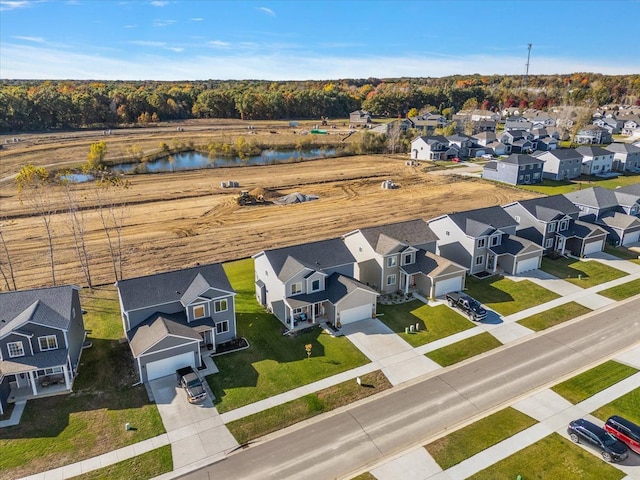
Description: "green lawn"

(72, 446), (172, 480)
(518, 173), (640, 195)
(593, 387), (640, 425)
(208, 259), (369, 413)
(467, 433), (625, 480)
(227, 370), (391, 444)
(551, 360), (639, 404)
(426, 408), (537, 470)
(540, 257), (627, 288)
(599, 278), (640, 301)
(0, 287), (166, 479)
(465, 276), (559, 316)
(425, 332), (502, 367)
(350, 474), (377, 480)
(376, 300), (475, 348)
(604, 244), (640, 264)
(517, 302), (592, 331)
(518, 179), (577, 195)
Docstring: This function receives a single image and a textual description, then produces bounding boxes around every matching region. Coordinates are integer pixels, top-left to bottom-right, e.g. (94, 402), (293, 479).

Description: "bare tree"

(62, 181), (93, 287)
(386, 121), (403, 154)
(0, 221), (17, 291)
(15, 165), (57, 286)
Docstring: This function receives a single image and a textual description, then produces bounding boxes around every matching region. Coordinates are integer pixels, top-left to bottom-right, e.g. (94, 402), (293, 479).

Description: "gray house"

(533, 149), (583, 180)
(574, 125), (612, 145)
(343, 219), (467, 298)
(503, 195), (608, 256)
(482, 153), (544, 185)
(411, 135), (459, 161)
(576, 145), (613, 175)
(253, 238), (378, 330)
(429, 206), (543, 276)
(605, 142), (640, 172)
(0, 286), (86, 414)
(116, 263), (237, 383)
(350, 110), (372, 125)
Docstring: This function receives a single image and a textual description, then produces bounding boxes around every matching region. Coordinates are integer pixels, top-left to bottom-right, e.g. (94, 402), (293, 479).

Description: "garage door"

(515, 257), (540, 274)
(340, 304), (372, 325)
(583, 240), (604, 256)
(623, 230), (640, 246)
(146, 351), (195, 381)
(434, 276), (464, 298)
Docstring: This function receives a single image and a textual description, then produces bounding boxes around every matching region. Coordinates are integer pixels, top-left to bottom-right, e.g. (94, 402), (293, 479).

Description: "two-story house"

(349, 110), (372, 126)
(411, 136), (459, 161)
(605, 142), (640, 172)
(504, 117), (532, 132)
(408, 113), (448, 134)
(429, 206), (543, 276)
(0, 285), (86, 414)
(482, 153), (544, 186)
(576, 145), (614, 175)
(533, 148), (584, 180)
(253, 238), (378, 330)
(622, 116), (640, 136)
(593, 117), (624, 135)
(503, 195), (608, 256)
(343, 219), (467, 299)
(116, 263), (237, 383)
(574, 125), (612, 145)
(499, 130), (535, 153)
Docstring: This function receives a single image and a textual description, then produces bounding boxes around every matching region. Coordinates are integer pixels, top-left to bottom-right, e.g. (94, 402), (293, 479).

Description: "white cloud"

(166, 47), (184, 53)
(153, 19), (176, 27)
(129, 40), (167, 47)
(149, 0), (168, 6)
(209, 40), (231, 48)
(12, 35), (45, 43)
(124, 24), (137, 29)
(190, 17), (203, 21)
(258, 6), (275, 17)
(0, 0), (33, 11)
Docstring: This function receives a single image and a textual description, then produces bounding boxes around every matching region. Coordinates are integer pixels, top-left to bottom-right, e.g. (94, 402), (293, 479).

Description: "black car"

(176, 366), (207, 404)
(567, 418), (628, 462)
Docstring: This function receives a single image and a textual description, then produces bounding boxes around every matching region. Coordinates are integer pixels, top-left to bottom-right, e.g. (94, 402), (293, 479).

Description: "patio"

(7, 380), (71, 403)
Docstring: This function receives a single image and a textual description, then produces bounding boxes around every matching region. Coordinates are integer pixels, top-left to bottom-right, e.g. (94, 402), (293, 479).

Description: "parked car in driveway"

(567, 418), (628, 462)
(605, 415), (640, 454)
(176, 366), (207, 404)
(445, 292), (487, 321)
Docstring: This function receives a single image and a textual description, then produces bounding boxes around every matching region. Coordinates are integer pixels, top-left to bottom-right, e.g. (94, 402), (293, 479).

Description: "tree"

(406, 107), (419, 118)
(386, 121), (404, 154)
(0, 221), (17, 291)
(62, 180), (93, 287)
(85, 141), (108, 172)
(461, 97), (478, 111)
(15, 165), (57, 285)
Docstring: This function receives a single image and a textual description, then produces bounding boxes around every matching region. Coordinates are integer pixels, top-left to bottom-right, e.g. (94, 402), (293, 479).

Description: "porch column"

(28, 371), (38, 396)
(62, 364), (71, 390)
(404, 274), (409, 295)
(311, 305), (315, 323)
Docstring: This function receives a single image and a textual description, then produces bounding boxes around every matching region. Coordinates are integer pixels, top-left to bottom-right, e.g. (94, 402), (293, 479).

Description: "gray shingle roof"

(557, 220), (607, 240)
(116, 263), (234, 313)
(286, 273), (377, 308)
(605, 143), (640, 154)
(515, 195), (580, 221)
(501, 153), (541, 165)
(617, 184), (640, 196)
(489, 236), (540, 255)
(575, 145), (612, 157)
(356, 219), (438, 255)
(400, 250), (467, 277)
(533, 148), (582, 160)
(128, 312), (201, 357)
(0, 348), (69, 375)
(565, 187), (640, 210)
(447, 206), (518, 237)
(598, 211), (640, 230)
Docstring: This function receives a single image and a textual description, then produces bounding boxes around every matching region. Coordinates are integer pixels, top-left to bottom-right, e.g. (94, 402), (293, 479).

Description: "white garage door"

(623, 230), (640, 246)
(434, 276), (464, 298)
(583, 240), (604, 256)
(516, 257), (540, 274)
(340, 304), (372, 325)
(146, 351), (195, 381)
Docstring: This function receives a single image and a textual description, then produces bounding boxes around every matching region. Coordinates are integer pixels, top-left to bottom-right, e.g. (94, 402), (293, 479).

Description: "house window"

(311, 279), (320, 291)
(545, 238), (554, 248)
(445, 231), (450, 236)
(387, 256), (397, 267)
(358, 246), (363, 253)
(519, 165), (525, 171)
(490, 236), (500, 246)
(533, 172), (541, 179)
(519, 175), (523, 181)
(559, 220), (569, 231)
(214, 299), (228, 313)
(477, 238), (486, 248)
(215, 320), (229, 334)
(44, 366), (63, 375)
(548, 223), (556, 233)
(291, 282), (302, 295)
(404, 253), (413, 265)
(193, 305), (206, 319)
(7, 341), (24, 358)
(38, 335), (58, 351)
(386, 274), (396, 286)
(475, 255), (484, 265)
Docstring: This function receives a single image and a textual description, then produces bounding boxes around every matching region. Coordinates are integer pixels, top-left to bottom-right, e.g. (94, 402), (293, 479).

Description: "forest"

(1, 73), (639, 132)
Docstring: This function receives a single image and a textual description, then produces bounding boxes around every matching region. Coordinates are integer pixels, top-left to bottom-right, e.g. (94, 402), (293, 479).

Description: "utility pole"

(523, 43), (532, 88)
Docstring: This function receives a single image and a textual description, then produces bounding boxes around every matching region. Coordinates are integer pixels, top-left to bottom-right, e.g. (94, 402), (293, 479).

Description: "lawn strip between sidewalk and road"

(592, 387), (640, 425)
(517, 302), (592, 331)
(425, 332), (503, 367)
(465, 276), (559, 316)
(599, 278), (640, 301)
(71, 445), (172, 480)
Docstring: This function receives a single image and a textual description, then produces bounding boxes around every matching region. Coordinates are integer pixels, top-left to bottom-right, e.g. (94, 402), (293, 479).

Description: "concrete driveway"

(150, 375), (238, 469)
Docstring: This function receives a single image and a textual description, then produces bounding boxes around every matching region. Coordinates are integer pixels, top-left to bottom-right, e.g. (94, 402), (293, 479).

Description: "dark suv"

(567, 418), (628, 462)
(176, 366), (207, 404)
(605, 415), (640, 455)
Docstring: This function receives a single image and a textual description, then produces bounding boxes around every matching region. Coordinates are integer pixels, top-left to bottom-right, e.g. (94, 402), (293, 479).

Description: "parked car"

(445, 292), (487, 321)
(567, 418), (628, 462)
(176, 366), (207, 404)
(605, 415), (640, 454)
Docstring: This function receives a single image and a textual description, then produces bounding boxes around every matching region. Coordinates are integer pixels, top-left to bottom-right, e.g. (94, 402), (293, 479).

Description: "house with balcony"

(574, 125), (612, 145)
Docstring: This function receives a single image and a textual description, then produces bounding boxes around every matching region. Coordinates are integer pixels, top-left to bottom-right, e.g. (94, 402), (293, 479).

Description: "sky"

(1, 0), (639, 81)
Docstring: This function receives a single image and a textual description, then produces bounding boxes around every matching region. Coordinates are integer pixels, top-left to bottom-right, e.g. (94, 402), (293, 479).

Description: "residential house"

(482, 153), (544, 186)
(253, 238), (378, 329)
(0, 286), (86, 414)
(446, 134), (474, 158)
(536, 136), (559, 151)
(475, 120), (497, 133)
(622, 116), (640, 135)
(526, 113), (556, 128)
(350, 110), (372, 126)
(503, 195), (608, 256)
(504, 117), (532, 132)
(593, 117), (624, 135)
(605, 142), (640, 172)
(408, 113), (448, 134)
(411, 136), (459, 161)
(499, 130), (536, 153)
(472, 132), (497, 147)
(574, 125), (612, 145)
(576, 145), (614, 175)
(429, 206), (543, 276)
(116, 263), (237, 383)
(533, 148), (583, 180)
(343, 219), (467, 298)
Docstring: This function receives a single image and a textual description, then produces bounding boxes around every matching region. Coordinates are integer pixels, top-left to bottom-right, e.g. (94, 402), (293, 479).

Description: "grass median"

(599, 278), (640, 301)
(72, 446), (172, 480)
(517, 302), (592, 331)
(425, 332), (502, 367)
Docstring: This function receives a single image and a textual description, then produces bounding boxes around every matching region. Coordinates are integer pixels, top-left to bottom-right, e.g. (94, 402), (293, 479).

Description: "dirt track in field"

(0, 123), (540, 290)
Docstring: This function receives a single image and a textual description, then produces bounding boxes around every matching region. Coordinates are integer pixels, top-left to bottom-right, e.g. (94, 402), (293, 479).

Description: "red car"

(605, 416), (640, 454)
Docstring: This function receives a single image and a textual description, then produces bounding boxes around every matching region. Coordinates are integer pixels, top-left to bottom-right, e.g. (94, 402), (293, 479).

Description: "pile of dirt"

(249, 186), (280, 200)
(273, 192), (319, 205)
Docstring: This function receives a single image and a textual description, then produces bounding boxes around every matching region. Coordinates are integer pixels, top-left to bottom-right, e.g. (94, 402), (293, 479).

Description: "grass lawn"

(604, 244), (640, 264)
(517, 302), (592, 331)
(593, 387), (640, 425)
(425, 332), (502, 367)
(540, 257), (627, 288)
(426, 407), (537, 470)
(350, 474), (376, 480)
(551, 360), (639, 404)
(599, 278), (640, 301)
(467, 433), (625, 480)
(518, 179), (577, 195)
(518, 173), (640, 196)
(0, 286), (165, 479)
(208, 259), (369, 413)
(376, 300), (475, 348)
(72, 446), (172, 480)
(227, 370), (391, 444)
(465, 276), (559, 316)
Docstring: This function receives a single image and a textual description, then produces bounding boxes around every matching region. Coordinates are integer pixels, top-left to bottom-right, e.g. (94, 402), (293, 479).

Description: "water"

(60, 173), (94, 182)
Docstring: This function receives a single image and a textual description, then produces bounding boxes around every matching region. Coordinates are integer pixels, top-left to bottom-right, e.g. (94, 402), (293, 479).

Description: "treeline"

(1, 73), (639, 132)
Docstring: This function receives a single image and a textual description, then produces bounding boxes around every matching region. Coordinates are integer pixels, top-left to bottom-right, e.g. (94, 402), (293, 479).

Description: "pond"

(110, 148), (338, 173)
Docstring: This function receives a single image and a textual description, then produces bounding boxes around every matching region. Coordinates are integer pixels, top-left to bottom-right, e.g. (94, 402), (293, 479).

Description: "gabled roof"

(605, 143), (640, 154)
(286, 272), (377, 308)
(414, 135), (449, 145)
(472, 132), (497, 142)
(597, 211), (640, 230)
(500, 153), (542, 165)
(617, 183), (640, 196)
(557, 220), (607, 240)
(575, 145), (612, 157)
(401, 250), (467, 277)
(444, 206), (518, 237)
(533, 148), (582, 160)
(513, 195), (580, 221)
(0, 285), (77, 338)
(565, 187), (640, 210)
(489, 236), (541, 256)
(354, 219), (438, 255)
(116, 263), (234, 313)
(128, 313), (201, 357)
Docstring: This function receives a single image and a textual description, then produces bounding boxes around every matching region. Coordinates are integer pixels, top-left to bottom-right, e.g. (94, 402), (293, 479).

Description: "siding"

(139, 345), (199, 383)
(67, 290), (86, 369)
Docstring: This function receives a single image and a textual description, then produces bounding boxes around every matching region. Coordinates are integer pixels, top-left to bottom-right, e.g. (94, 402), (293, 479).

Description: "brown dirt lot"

(0, 124), (539, 290)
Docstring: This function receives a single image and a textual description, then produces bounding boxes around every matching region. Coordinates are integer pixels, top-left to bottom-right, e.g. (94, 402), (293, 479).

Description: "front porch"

(7, 378), (71, 403)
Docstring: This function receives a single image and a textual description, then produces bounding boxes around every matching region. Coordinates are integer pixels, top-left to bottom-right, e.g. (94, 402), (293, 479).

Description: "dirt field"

(0, 122), (539, 290)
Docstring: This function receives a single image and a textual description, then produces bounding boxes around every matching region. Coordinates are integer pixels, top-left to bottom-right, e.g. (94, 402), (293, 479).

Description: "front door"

(556, 236), (565, 253)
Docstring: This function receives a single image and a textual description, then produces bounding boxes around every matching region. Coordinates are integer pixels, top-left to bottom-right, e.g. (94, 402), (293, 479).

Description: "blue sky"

(1, 0), (639, 80)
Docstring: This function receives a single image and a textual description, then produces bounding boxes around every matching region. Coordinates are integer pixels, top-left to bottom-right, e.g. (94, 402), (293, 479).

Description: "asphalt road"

(181, 296), (640, 480)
